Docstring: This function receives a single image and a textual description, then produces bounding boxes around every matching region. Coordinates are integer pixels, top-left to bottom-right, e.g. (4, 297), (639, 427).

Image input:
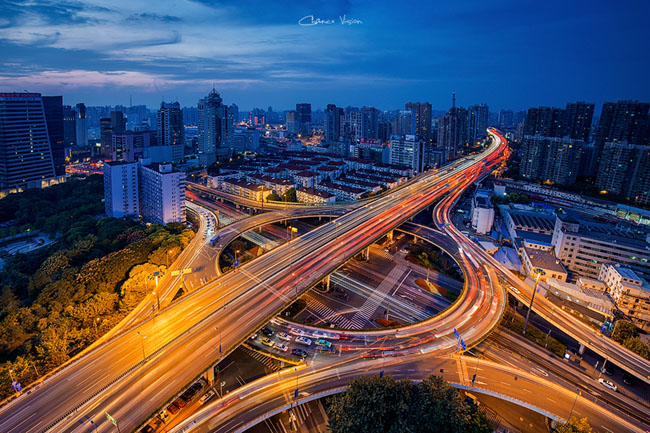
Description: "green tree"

(553, 417), (592, 433)
(283, 187), (297, 202)
(327, 374), (491, 433)
(266, 192), (282, 202)
(623, 337), (650, 359)
(611, 320), (638, 343)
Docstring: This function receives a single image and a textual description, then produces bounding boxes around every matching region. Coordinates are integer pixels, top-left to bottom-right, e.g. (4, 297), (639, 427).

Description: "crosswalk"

(304, 296), (358, 329)
(241, 345), (281, 372)
(348, 264), (408, 328)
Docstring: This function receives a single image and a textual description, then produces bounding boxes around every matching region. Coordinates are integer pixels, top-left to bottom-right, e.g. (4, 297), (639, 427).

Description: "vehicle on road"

(175, 396), (188, 408)
(278, 332), (292, 341)
(262, 327), (274, 337)
(508, 285), (520, 295)
(199, 390), (216, 405)
(166, 402), (180, 415)
(292, 348), (308, 358)
(598, 378), (617, 391)
(249, 333), (258, 340)
(295, 336), (312, 346)
(315, 339), (332, 348)
(261, 337), (274, 347)
(139, 424), (154, 433)
(274, 343), (289, 352)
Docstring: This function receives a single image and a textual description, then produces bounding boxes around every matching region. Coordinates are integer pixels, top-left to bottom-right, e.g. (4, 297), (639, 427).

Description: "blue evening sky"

(0, 0), (648, 111)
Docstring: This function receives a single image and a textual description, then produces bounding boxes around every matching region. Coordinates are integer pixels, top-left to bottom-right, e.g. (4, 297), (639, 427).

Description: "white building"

(104, 160), (139, 218)
(599, 263), (650, 328)
(296, 186), (335, 204)
(471, 192), (494, 234)
(389, 134), (422, 172)
(140, 163), (186, 224)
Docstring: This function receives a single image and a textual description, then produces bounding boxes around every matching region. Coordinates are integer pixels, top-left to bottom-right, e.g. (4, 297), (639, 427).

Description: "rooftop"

(297, 186), (335, 199)
(524, 247), (567, 274)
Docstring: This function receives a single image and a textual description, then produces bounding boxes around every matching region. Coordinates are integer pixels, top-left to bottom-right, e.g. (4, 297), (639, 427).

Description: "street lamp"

(215, 326), (222, 354)
(137, 331), (146, 362)
(152, 291), (161, 311)
(568, 388), (580, 419)
(523, 268), (545, 335)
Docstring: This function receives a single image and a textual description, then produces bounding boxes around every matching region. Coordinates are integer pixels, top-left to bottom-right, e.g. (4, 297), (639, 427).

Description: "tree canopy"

(553, 417), (592, 433)
(327, 374), (492, 433)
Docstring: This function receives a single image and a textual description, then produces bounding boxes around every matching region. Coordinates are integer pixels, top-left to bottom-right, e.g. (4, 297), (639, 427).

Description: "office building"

(344, 110), (362, 140)
(521, 247), (568, 282)
(438, 93), (467, 161)
(232, 127), (260, 153)
(286, 110), (298, 134)
(519, 135), (584, 186)
(41, 96), (66, 176)
(498, 109), (514, 129)
(111, 130), (154, 162)
(296, 103), (311, 135)
(361, 106), (379, 139)
(63, 105), (76, 147)
(0, 92), (61, 194)
(103, 160), (139, 218)
(198, 89), (231, 164)
(594, 100), (650, 173)
(140, 162), (186, 224)
(324, 104), (344, 143)
(389, 134), (422, 171)
(75, 103), (88, 147)
(523, 106), (566, 138)
(595, 141), (650, 205)
(405, 102), (432, 143)
(552, 213), (650, 281)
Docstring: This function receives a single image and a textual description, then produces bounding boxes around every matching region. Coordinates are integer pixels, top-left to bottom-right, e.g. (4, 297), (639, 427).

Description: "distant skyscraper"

(360, 106), (379, 139)
(594, 100), (650, 173)
(405, 102), (432, 143)
(41, 96), (66, 176)
(468, 104), (489, 143)
(75, 103), (87, 147)
(182, 106), (198, 126)
(197, 90), (230, 164)
(565, 102), (594, 141)
(520, 135), (584, 185)
(392, 110), (416, 136)
(111, 110), (126, 135)
(596, 141), (650, 205)
(498, 109), (514, 129)
(230, 103), (239, 125)
(100, 117), (113, 157)
(344, 110), (362, 140)
(324, 104), (344, 143)
(0, 92), (58, 193)
(438, 93), (467, 161)
(296, 103), (311, 135)
(157, 101), (184, 146)
(286, 110), (298, 134)
(63, 105), (76, 148)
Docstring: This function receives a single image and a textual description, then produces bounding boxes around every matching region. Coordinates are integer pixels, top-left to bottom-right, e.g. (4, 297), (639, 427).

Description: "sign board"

(106, 413), (117, 426)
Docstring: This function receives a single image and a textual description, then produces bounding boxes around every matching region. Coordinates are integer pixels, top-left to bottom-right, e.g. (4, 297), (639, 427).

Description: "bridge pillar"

(362, 246), (370, 260)
(387, 230), (394, 241)
(206, 365), (215, 384)
(325, 274), (331, 291)
(578, 343), (585, 355)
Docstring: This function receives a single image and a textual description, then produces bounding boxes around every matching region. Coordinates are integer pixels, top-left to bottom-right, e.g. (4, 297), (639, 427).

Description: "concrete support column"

(387, 230), (394, 241)
(325, 274), (331, 291)
(207, 365), (215, 384)
(579, 343), (585, 355)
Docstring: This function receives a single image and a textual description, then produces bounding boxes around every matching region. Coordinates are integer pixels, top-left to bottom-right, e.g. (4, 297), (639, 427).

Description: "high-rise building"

(182, 106), (198, 126)
(75, 103), (87, 147)
(468, 104), (489, 144)
(389, 134), (422, 171)
(111, 110), (126, 135)
(41, 96), (66, 176)
(360, 106), (379, 139)
(296, 103), (311, 135)
(157, 101), (184, 147)
(520, 135), (584, 186)
(594, 100), (650, 173)
(139, 162), (186, 224)
(565, 102), (594, 141)
(595, 141), (650, 205)
(324, 104), (344, 143)
(438, 93), (467, 161)
(344, 110), (362, 140)
(0, 92), (60, 194)
(63, 105), (76, 148)
(103, 160), (139, 218)
(523, 106), (566, 138)
(230, 103), (239, 125)
(112, 130), (153, 162)
(197, 89), (231, 164)
(498, 109), (514, 129)
(99, 117), (113, 157)
(405, 102), (432, 143)
(391, 110), (416, 136)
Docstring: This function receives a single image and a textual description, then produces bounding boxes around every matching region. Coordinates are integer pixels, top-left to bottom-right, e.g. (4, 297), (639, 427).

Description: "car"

(277, 332), (292, 341)
(249, 333), (258, 340)
(262, 327), (274, 337)
(140, 425), (154, 433)
(292, 348), (308, 358)
(598, 378), (617, 392)
(295, 336), (312, 346)
(189, 383), (202, 394)
(199, 390), (216, 405)
(623, 373), (634, 386)
(508, 285), (520, 295)
(166, 402), (180, 415)
(315, 339), (332, 348)
(175, 397), (188, 408)
(181, 390), (195, 400)
(261, 337), (274, 347)
(274, 343), (289, 352)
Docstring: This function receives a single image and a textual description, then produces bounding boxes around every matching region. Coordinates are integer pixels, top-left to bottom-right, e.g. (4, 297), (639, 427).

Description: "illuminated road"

(0, 131), (507, 433)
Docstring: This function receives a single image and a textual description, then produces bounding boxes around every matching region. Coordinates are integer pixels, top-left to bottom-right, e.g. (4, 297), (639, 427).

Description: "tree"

(266, 192), (282, 202)
(327, 374), (491, 433)
(623, 337), (650, 359)
(611, 320), (638, 343)
(283, 187), (297, 202)
(553, 417), (592, 433)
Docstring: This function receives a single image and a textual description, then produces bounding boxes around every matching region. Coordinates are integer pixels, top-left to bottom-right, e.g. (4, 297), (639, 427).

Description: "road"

(0, 130), (507, 433)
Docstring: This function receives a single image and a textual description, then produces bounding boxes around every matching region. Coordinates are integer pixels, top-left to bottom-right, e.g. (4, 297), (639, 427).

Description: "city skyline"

(1, 0), (649, 110)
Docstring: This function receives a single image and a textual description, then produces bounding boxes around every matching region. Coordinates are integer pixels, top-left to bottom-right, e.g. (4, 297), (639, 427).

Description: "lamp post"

(523, 268), (545, 336)
(215, 326), (222, 354)
(568, 388), (580, 420)
(137, 331), (146, 362)
(152, 291), (161, 311)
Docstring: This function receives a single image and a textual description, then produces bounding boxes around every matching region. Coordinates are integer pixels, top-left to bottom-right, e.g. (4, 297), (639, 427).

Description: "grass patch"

(501, 307), (567, 357)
